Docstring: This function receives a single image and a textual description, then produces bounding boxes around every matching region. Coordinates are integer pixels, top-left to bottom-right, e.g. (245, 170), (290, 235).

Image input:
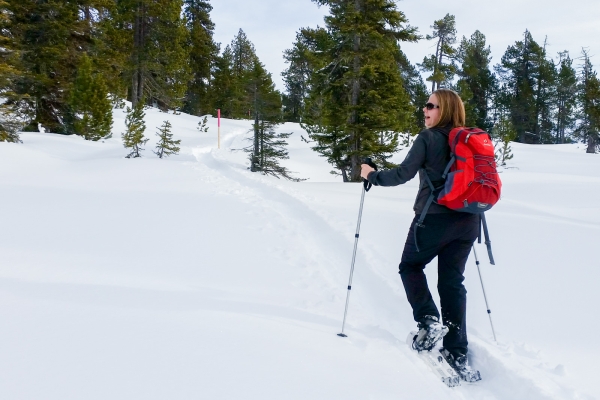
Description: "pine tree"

(574, 50), (600, 153)
(554, 51), (577, 143)
(197, 116), (209, 132)
(419, 14), (458, 92)
(154, 120), (181, 158)
(122, 100), (148, 158)
(0, 0), (29, 142)
(182, 0), (218, 115)
(210, 30), (267, 120)
(282, 30), (317, 122)
(121, 0), (191, 109)
(456, 31), (495, 130)
(6, 0), (84, 133)
(68, 54), (113, 141)
(396, 49), (429, 138)
(533, 37), (557, 144)
(230, 29), (261, 119)
(496, 30), (553, 143)
(302, 0), (419, 182)
(492, 115), (517, 166)
(210, 46), (235, 118)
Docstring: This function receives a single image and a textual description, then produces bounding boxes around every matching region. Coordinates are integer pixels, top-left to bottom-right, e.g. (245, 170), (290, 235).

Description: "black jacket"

(366, 126), (455, 214)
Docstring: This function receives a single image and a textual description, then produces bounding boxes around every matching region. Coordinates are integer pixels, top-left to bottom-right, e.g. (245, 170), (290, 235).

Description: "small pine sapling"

(197, 116), (209, 133)
(122, 100), (148, 158)
(492, 116), (517, 166)
(154, 120), (181, 158)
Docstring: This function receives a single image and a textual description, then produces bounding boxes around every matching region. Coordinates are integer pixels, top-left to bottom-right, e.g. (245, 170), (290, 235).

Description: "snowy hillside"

(0, 105), (599, 399)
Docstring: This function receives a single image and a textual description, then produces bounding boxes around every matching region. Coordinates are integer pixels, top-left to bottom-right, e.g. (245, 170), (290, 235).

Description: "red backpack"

(438, 127), (501, 211)
(415, 127), (501, 263)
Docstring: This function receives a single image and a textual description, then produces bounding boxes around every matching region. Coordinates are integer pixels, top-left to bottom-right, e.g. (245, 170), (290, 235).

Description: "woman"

(360, 89), (479, 378)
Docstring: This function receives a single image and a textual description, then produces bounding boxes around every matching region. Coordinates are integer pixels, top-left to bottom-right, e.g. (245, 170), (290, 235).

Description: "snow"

(0, 105), (599, 399)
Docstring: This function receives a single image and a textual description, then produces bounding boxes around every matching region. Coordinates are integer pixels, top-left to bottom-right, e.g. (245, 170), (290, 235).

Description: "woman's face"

(424, 94), (440, 128)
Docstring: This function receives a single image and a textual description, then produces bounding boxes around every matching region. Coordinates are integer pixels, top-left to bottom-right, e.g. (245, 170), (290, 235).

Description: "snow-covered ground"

(0, 106), (598, 399)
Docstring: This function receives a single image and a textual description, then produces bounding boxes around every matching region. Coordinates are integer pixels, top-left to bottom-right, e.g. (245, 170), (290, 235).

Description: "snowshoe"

(410, 315), (449, 352)
(439, 347), (481, 382)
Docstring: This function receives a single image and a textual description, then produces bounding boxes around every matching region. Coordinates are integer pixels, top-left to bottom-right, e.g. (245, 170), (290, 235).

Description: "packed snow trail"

(0, 107), (597, 399)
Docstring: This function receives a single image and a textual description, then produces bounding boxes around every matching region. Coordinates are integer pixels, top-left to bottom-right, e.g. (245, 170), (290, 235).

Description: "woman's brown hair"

(432, 89), (466, 128)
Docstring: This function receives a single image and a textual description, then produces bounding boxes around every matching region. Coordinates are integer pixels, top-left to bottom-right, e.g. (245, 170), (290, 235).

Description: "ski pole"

(472, 245), (497, 342)
(338, 159), (377, 338)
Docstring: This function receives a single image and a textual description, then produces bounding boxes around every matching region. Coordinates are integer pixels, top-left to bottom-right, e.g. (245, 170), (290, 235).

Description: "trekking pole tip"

(337, 333), (348, 337)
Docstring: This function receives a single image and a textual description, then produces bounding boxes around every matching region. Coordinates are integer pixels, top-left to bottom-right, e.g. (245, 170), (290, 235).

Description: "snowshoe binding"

(439, 347), (481, 382)
(410, 315), (449, 352)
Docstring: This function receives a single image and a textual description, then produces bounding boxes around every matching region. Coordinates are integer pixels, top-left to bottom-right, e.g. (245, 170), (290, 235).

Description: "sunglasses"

(424, 103), (440, 110)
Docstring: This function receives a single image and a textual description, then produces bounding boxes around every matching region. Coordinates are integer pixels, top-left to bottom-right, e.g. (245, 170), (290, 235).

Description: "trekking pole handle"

(362, 158), (378, 192)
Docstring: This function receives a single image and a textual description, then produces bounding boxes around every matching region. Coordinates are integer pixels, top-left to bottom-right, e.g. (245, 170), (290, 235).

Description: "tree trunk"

(131, 1), (146, 107)
(587, 135), (596, 153)
(251, 112), (259, 171)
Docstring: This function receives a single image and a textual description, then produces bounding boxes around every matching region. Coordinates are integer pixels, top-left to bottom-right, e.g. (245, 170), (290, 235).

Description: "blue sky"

(210, 0), (600, 91)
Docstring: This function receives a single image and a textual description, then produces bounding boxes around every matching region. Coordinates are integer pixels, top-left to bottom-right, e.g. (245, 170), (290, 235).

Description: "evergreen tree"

(496, 30), (553, 143)
(419, 14), (457, 92)
(182, 0), (218, 115)
(154, 120), (181, 158)
(302, 0), (419, 182)
(396, 49), (429, 138)
(6, 0), (84, 133)
(456, 31), (495, 130)
(197, 116), (209, 133)
(554, 51), (577, 143)
(246, 61), (285, 173)
(574, 50), (600, 153)
(122, 100), (148, 158)
(282, 30), (317, 122)
(68, 54), (113, 141)
(0, 0), (29, 142)
(245, 120), (301, 181)
(210, 46), (235, 118)
(533, 37), (557, 144)
(210, 30), (267, 120)
(492, 115), (517, 166)
(230, 29), (261, 118)
(121, 0), (191, 109)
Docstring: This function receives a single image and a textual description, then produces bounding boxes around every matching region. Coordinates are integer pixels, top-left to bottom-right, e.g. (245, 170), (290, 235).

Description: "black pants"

(399, 213), (479, 355)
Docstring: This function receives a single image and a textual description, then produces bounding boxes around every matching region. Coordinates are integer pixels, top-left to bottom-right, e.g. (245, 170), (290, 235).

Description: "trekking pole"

(472, 245), (497, 342)
(338, 159), (377, 338)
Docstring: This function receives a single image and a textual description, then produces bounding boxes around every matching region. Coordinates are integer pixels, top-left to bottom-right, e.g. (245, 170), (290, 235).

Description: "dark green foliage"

(69, 54), (113, 141)
(182, 0), (218, 115)
(197, 116), (209, 133)
(574, 50), (600, 153)
(495, 30), (556, 144)
(154, 120), (181, 158)
(246, 119), (302, 181)
(492, 116), (517, 166)
(301, 0), (419, 182)
(396, 49), (429, 137)
(122, 100), (148, 158)
(456, 31), (495, 130)
(6, 0), (83, 133)
(210, 30), (272, 120)
(119, 0), (191, 109)
(554, 52), (577, 144)
(419, 14), (457, 92)
(246, 62), (287, 175)
(282, 30), (317, 122)
(210, 47), (236, 118)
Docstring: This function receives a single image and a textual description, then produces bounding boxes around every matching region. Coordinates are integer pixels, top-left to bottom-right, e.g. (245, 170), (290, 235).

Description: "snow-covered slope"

(0, 106), (598, 399)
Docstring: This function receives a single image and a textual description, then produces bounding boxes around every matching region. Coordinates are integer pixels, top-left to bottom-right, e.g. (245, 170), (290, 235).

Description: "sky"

(210, 0), (600, 91)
